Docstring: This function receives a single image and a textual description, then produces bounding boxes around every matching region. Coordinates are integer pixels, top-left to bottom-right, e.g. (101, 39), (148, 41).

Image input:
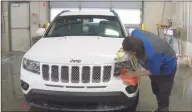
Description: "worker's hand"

(120, 68), (137, 77)
(120, 70), (140, 86)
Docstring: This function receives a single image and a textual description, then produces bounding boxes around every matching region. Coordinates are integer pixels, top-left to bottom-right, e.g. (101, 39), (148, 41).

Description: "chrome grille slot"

(51, 65), (59, 82)
(42, 64), (112, 83)
(103, 66), (112, 82)
(42, 65), (49, 81)
(92, 66), (101, 83)
(61, 66), (69, 83)
(71, 66), (80, 83)
(82, 66), (90, 83)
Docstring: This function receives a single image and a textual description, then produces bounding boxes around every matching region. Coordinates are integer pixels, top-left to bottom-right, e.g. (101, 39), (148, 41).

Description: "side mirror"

(36, 28), (46, 36)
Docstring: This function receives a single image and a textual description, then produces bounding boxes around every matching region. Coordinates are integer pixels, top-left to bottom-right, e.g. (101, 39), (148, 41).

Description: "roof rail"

(55, 10), (70, 18)
(110, 9), (118, 17)
(43, 10), (70, 37)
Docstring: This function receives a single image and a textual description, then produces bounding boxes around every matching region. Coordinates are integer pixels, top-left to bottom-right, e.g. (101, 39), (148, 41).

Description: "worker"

(122, 28), (177, 112)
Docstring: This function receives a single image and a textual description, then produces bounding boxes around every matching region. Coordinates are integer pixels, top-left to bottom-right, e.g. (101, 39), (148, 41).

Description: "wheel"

(123, 92), (139, 112)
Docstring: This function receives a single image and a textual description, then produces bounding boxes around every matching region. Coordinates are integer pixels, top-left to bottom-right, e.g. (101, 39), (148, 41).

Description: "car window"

(44, 15), (124, 38)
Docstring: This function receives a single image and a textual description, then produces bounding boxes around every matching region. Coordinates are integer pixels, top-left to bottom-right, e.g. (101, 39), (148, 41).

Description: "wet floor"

(2, 52), (192, 111)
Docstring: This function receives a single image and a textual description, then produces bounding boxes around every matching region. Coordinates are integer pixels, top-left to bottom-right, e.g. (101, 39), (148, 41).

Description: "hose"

(161, 2), (166, 25)
(2, 9), (5, 33)
(130, 56), (138, 71)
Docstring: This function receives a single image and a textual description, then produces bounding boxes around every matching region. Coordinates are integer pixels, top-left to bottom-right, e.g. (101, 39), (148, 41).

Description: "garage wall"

(1, 1), (49, 53)
(144, 2), (192, 68)
(2, 1), (10, 54)
(143, 2), (172, 34)
(171, 2), (192, 67)
(30, 2), (49, 38)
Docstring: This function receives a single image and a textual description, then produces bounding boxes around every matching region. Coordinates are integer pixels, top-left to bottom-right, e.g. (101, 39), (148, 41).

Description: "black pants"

(149, 68), (177, 111)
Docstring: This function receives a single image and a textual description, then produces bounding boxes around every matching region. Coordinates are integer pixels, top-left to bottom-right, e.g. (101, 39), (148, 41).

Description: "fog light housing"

(125, 84), (138, 94)
(21, 80), (29, 91)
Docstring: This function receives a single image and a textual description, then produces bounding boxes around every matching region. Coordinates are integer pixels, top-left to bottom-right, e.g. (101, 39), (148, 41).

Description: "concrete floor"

(2, 52), (192, 111)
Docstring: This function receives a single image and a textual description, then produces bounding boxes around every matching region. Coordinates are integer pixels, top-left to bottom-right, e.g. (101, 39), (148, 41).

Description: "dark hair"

(122, 36), (144, 58)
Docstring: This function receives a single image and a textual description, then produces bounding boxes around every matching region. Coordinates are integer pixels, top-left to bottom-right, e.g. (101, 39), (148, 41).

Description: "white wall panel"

(81, 2), (111, 8)
(111, 2), (142, 9)
(50, 2), (79, 8)
(50, 1), (142, 9)
(114, 9), (141, 24)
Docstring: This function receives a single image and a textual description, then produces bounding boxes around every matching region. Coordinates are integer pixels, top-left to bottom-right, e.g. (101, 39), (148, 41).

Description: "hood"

(24, 36), (125, 64)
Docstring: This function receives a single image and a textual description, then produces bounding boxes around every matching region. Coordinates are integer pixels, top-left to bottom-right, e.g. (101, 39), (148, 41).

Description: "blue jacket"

(131, 29), (177, 75)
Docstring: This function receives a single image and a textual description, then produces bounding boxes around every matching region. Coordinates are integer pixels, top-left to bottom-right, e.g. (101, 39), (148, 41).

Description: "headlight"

(114, 61), (130, 76)
(114, 59), (138, 76)
(22, 58), (40, 74)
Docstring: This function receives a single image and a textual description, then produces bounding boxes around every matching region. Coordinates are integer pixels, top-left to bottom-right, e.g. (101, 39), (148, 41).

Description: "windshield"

(44, 15), (125, 38)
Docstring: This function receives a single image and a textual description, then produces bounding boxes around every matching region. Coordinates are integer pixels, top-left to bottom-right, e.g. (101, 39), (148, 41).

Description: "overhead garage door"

(50, 1), (142, 9)
(49, 1), (143, 28)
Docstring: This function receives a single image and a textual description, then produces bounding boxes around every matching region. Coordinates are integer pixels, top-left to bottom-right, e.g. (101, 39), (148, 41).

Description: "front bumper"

(25, 89), (137, 111)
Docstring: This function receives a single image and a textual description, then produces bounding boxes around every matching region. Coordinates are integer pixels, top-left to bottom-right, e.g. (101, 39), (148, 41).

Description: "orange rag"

(120, 67), (139, 86)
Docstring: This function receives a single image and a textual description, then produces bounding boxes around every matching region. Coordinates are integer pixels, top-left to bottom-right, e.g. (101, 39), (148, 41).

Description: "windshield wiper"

(98, 34), (121, 38)
(46, 34), (63, 37)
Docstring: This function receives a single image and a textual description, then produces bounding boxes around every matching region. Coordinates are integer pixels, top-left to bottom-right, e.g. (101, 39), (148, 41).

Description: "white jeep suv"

(20, 10), (140, 111)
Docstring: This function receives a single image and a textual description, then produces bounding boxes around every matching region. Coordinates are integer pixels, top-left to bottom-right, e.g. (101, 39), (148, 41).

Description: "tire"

(123, 92), (139, 112)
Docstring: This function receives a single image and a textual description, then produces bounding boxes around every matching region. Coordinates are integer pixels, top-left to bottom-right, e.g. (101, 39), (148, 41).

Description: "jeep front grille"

(71, 66), (80, 83)
(92, 66), (101, 83)
(82, 66), (90, 83)
(51, 65), (59, 82)
(41, 65), (112, 83)
(61, 66), (69, 83)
